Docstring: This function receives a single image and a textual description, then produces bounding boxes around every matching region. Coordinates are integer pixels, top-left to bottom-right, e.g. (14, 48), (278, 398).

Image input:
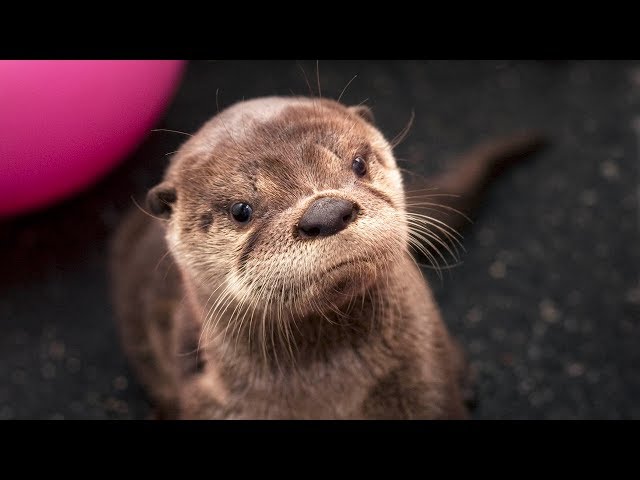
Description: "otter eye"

(230, 202), (253, 224)
(352, 156), (367, 177)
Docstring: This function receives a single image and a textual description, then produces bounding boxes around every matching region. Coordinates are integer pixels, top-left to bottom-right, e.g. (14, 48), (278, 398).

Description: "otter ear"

(147, 182), (177, 219)
(349, 105), (375, 124)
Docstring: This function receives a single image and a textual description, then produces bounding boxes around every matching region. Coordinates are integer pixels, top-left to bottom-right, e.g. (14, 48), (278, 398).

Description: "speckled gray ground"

(1, 60), (638, 419)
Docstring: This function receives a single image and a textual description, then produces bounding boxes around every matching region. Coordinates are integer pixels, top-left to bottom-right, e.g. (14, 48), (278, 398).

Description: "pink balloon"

(0, 60), (186, 217)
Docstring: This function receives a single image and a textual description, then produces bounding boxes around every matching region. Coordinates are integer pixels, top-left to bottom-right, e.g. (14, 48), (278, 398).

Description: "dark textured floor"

(1, 60), (638, 419)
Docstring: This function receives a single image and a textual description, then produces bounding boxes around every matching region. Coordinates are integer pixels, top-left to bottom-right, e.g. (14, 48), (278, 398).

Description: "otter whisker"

(315, 60), (322, 99)
(200, 283), (233, 348)
(131, 196), (168, 223)
(242, 262), (275, 357)
(405, 190), (461, 197)
(406, 212), (467, 257)
(406, 200), (471, 218)
(405, 210), (465, 240)
(407, 223), (458, 260)
(390, 109), (415, 149)
(406, 217), (464, 257)
(407, 222), (461, 263)
(228, 282), (254, 353)
(337, 74), (358, 103)
(406, 235), (445, 280)
(153, 248), (172, 273)
(192, 280), (233, 359)
(406, 219), (464, 256)
(274, 270), (295, 364)
(414, 260), (465, 270)
(297, 62), (316, 98)
(150, 128), (193, 137)
(406, 199), (470, 215)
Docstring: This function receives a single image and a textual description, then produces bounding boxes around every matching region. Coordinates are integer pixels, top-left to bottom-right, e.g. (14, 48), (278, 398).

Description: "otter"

(109, 96), (544, 419)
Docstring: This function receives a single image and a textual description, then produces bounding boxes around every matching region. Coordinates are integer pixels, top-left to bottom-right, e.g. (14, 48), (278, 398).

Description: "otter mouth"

(245, 257), (383, 307)
(321, 257), (373, 277)
(317, 257), (378, 298)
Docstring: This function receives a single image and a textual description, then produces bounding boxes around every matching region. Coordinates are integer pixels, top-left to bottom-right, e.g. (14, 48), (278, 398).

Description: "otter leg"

(113, 281), (182, 419)
(109, 209), (182, 418)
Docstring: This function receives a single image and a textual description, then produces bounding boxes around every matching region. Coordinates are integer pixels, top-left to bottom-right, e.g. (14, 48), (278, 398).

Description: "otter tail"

(405, 132), (547, 261)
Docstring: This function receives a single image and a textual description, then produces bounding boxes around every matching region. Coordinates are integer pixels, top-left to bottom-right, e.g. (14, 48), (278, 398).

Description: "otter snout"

(297, 197), (359, 239)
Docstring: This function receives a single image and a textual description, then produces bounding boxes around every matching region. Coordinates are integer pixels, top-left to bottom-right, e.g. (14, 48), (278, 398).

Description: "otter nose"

(298, 197), (358, 238)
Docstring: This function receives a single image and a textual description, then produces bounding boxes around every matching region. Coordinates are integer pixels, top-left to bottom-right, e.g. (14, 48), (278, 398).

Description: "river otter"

(109, 96), (544, 419)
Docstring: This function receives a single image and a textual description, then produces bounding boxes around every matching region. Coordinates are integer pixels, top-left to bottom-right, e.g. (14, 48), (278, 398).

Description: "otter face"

(149, 97), (408, 319)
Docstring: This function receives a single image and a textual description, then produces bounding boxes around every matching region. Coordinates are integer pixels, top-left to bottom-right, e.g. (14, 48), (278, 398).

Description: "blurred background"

(1, 60), (638, 419)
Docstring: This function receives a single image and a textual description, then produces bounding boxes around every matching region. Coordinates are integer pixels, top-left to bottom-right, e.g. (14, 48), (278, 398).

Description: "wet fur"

(110, 96), (543, 419)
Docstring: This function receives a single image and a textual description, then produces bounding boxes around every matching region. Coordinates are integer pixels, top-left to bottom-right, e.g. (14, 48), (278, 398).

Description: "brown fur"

(109, 96), (543, 419)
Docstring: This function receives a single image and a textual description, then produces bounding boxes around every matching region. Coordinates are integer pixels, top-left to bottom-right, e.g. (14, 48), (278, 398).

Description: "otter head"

(148, 97), (408, 322)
